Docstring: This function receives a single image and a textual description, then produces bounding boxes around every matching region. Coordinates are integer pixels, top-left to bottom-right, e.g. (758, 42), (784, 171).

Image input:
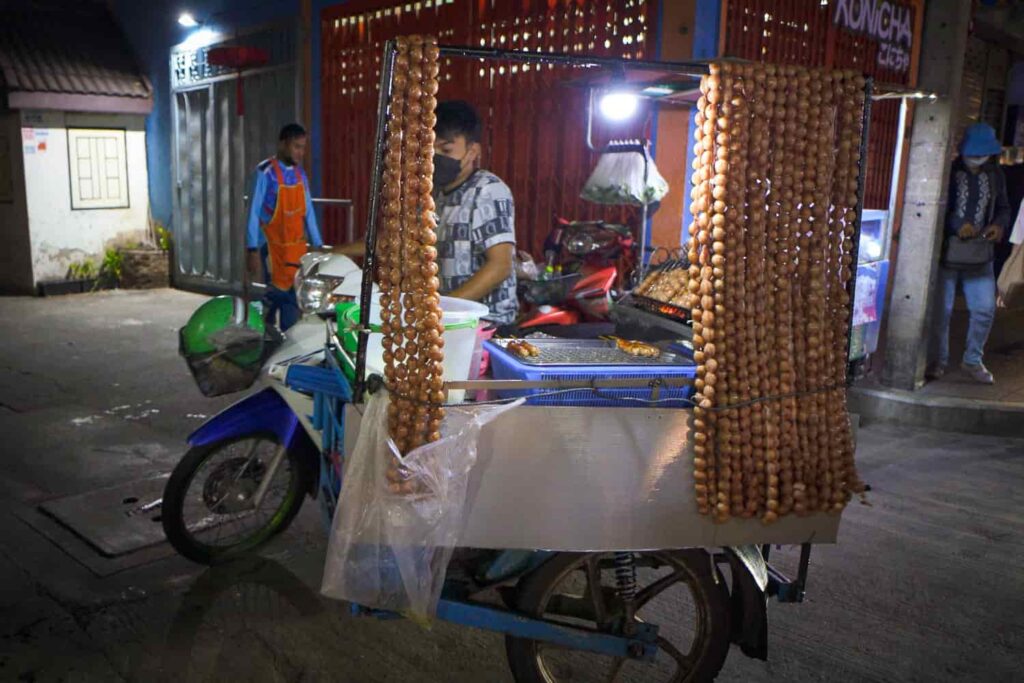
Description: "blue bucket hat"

(960, 122), (1002, 157)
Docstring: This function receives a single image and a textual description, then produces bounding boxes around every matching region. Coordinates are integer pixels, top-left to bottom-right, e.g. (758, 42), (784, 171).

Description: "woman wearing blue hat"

(928, 122), (1010, 385)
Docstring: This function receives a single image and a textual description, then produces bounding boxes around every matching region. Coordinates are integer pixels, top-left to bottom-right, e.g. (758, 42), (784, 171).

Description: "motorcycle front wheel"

(162, 433), (309, 565)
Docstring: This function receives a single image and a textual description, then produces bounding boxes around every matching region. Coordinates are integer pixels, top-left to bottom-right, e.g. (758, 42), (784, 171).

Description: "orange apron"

(263, 159), (308, 290)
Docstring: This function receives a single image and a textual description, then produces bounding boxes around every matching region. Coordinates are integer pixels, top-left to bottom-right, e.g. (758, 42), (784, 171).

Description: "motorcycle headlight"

(295, 272), (346, 314)
(566, 232), (596, 256)
(296, 276), (326, 313)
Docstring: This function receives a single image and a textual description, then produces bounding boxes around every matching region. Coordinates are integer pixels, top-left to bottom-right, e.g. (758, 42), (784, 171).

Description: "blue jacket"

(946, 157), (1011, 236)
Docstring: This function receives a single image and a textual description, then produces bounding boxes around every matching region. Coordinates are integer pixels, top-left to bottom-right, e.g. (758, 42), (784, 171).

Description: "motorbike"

(163, 252), (368, 564)
(162, 252), (807, 682)
(519, 218), (634, 329)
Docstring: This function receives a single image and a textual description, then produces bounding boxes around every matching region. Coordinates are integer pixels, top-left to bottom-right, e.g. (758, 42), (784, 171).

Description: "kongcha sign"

(833, 0), (914, 74)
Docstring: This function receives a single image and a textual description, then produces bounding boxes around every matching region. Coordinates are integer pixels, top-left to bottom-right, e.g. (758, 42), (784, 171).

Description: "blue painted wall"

(309, 0), (342, 200)
(111, 0), (303, 232)
(681, 0), (721, 245)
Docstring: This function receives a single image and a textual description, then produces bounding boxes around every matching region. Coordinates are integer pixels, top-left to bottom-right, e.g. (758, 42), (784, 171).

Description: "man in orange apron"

(246, 123), (324, 330)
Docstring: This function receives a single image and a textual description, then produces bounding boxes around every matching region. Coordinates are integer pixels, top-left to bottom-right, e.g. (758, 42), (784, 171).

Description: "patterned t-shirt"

(945, 158), (1011, 236)
(434, 170), (518, 324)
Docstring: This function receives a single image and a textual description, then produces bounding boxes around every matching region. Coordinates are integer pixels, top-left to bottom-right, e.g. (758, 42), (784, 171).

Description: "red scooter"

(519, 218), (634, 328)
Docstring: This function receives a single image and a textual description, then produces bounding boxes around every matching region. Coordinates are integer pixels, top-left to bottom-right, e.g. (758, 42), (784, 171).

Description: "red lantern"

(206, 46), (270, 116)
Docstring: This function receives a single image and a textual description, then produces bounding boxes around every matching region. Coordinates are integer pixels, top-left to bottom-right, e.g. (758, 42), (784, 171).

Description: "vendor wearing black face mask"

(338, 101), (517, 324)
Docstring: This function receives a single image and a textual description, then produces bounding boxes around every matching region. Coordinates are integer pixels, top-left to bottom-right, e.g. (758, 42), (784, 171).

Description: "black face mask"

(433, 154), (463, 189)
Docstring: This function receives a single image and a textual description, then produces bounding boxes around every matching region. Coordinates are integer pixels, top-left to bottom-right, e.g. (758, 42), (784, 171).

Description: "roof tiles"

(0, 0), (151, 100)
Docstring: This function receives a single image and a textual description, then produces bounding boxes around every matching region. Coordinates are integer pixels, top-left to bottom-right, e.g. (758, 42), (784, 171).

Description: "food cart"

(165, 37), (873, 682)
(336, 38), (869, 680)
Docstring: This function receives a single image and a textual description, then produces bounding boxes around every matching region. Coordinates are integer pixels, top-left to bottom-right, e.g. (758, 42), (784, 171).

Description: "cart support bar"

(434, 599), (659, 661)
(437, 45), (709, 77)
(444, 377), (694, 390)
(765, 542), (812, 603)
(355, 39), (397, 401)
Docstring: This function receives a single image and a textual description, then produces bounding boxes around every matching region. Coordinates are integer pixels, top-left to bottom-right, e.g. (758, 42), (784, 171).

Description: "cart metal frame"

(337, 39), (874, 667)
(288, 339), (815, 664)
(352, 43), (716, 399)
(351, 43), (872, 399)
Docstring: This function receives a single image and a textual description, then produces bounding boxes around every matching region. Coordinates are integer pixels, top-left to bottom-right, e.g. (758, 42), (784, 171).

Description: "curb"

(848, 386), (1024, 438)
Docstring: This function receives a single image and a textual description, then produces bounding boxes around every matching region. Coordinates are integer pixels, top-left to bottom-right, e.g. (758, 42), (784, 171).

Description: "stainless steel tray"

(490, 338), (688, 366)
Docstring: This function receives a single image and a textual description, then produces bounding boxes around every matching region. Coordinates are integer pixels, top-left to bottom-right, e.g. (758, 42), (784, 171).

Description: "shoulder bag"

(942, 235), (994, 271)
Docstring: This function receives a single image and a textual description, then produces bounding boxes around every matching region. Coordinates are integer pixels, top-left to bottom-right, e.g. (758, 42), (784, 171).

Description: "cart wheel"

(162, 433), (309, 565)
(506, 550), (731, 683)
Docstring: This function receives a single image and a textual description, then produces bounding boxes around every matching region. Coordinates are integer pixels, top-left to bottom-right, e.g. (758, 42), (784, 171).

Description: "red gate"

(320, 0), (656, 255)
(720, 0), (923, 210)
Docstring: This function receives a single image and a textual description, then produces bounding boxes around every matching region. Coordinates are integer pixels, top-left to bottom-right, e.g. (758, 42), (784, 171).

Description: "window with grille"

(67, 128), (129, 210)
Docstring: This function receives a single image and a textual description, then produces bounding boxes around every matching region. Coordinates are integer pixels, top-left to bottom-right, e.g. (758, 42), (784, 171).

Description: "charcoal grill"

(610, 293), (693, 342)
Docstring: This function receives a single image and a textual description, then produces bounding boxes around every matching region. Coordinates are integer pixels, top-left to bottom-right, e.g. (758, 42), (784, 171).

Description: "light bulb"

(178, 12), (199, 28)
(599, 91), (639, 122)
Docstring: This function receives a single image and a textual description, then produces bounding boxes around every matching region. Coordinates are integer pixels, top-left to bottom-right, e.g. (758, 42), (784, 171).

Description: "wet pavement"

(1, 290), (1022, 682)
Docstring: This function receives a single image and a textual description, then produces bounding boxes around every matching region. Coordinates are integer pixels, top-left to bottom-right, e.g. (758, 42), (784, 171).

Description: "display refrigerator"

(849, 208), (892, 361)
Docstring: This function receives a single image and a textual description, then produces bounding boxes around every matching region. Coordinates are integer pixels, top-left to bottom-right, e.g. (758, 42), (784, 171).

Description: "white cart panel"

(345, 404), (841, 551)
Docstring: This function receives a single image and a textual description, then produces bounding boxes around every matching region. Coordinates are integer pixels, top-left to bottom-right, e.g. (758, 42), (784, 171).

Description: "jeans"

(932, 262), (996, 367)
(264, 286), (301, 331)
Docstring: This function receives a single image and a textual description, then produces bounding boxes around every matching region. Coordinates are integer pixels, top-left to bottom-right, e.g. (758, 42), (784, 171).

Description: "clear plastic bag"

(581, 143), (669, 206)
(321, 390), (521, 621)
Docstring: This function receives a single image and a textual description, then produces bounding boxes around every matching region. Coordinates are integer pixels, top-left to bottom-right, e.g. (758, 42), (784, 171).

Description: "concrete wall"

(0, 111), (33, 294)
(881, 0), (973, 390)
(19, 111), (150, 284)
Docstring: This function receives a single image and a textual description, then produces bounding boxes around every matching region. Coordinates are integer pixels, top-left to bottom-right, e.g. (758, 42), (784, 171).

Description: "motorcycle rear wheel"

(505, 550), (731, 683)
(162, 433), (309, 565)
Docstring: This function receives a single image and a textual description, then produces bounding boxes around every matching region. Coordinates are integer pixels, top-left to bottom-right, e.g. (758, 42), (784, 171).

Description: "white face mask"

(964, 156), (989, 169)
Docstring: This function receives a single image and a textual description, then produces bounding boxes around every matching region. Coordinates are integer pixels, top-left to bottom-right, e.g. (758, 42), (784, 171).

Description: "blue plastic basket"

(484, 340), (696, 408)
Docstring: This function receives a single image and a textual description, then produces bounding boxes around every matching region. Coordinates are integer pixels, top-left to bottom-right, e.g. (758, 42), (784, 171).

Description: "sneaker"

(961, 362), (994, 385)
(925, 363), (946, 381)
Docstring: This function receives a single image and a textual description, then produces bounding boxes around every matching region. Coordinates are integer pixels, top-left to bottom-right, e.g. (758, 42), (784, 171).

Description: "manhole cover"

(39, 475), (170, 556)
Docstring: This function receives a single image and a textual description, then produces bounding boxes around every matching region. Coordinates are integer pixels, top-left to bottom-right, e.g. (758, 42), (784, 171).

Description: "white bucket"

(363, 295), (490, 403)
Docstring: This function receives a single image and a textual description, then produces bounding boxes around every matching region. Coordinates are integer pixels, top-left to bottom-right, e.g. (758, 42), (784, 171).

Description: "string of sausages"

(379, 35), (445, 472)
(689, 61), (867, 524)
